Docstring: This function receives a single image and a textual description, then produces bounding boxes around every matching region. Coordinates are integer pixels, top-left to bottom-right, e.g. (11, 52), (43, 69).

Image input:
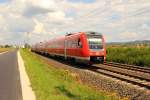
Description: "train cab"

(86, 32), (106, 63)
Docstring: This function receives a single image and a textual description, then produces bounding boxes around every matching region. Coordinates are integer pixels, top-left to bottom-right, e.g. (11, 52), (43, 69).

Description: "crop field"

(0, 48), (11, 53)
(106, 45), (150, 67)
(20, 49), (118, 100)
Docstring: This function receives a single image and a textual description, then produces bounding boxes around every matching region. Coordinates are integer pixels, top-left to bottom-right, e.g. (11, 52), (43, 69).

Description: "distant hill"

(107, 40), (150, 45)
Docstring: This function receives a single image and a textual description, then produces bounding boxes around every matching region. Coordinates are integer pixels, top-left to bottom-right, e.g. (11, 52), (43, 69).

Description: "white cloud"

(28, 0), (56, 9)
(119, 32), (139, 40)
(33, 19), (45, 34)
(118, 31), (150, 41)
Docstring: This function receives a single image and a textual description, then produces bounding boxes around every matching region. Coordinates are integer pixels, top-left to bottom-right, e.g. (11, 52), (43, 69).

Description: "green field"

(20, 49), (119, 100)
(106, 45), (150, 67)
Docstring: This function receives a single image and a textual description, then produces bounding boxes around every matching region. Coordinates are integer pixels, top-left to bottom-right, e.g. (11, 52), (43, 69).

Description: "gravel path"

(36, 53), (150, 100)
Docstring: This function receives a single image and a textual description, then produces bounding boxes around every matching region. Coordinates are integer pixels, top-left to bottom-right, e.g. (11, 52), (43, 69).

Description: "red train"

(32, 32), (106, 64)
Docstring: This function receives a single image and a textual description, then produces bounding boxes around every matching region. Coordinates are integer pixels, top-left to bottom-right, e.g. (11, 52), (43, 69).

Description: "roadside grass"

(0, 48), (11, 52)
(20, 49), (119, 100)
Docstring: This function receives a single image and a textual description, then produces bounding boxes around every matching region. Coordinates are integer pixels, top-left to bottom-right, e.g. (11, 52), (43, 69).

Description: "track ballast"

(91, 62), (150, 90)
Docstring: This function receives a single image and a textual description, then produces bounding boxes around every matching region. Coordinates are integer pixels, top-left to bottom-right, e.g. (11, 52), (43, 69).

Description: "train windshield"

(88, 38), (103, 49)
(88, 38), (102, 44)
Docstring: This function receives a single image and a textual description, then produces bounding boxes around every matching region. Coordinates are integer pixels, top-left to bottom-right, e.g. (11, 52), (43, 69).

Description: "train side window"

(78, 38), (82, 48)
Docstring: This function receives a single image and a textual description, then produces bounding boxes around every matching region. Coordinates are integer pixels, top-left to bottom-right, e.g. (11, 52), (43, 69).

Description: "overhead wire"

(57, 2), (124, 32)
(60, 3), (150, 32)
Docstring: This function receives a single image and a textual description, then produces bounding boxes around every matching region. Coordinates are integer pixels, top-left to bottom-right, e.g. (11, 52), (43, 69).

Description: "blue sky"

(0, 0), (10, 3)
(0, 0), (150, 45)
(0, 0), (5, 3)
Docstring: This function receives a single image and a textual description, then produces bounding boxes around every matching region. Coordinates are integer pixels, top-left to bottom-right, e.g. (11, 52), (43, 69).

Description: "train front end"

(86, 32), (106, 64)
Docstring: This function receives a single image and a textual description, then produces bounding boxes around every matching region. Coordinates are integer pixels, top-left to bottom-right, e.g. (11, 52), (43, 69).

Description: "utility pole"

(25, 32), (31, 48)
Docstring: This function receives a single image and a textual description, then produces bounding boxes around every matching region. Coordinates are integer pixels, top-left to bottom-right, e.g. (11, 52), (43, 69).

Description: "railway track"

(90, 63), (150, 90)
(104, 62), (150, 73)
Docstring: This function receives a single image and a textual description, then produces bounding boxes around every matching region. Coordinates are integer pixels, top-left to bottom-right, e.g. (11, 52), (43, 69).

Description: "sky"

(0, 0), (150, 45)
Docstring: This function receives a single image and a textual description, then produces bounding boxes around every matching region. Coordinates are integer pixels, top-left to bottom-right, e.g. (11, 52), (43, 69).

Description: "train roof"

(65, 32), (102, 36)
(86, 31), (102, 35)
(35, 32), (103, 45)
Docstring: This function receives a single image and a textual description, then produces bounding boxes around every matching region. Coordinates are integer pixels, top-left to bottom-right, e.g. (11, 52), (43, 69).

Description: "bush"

(106, 46), (150, 67)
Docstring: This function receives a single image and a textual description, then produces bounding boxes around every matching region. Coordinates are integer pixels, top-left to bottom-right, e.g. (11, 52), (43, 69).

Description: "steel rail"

(88, 65), (150, 90)
(103, 62), (150, 74)
(94, 64), (150, 82)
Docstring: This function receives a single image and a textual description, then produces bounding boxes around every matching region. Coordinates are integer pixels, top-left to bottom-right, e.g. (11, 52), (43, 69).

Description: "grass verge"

(20, 49), (119, 100)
